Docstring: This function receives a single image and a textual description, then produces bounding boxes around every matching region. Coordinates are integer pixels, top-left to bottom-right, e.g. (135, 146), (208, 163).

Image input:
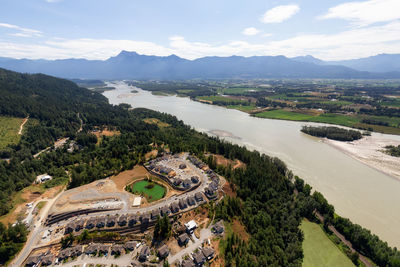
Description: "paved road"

(11, 189), (65, 267)
(13, 154), (215, 266)
(168, 227), (213, 264)
(60, 253), (134, 267)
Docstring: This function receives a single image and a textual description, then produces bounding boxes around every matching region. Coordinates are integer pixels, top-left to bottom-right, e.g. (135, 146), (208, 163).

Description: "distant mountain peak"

(291, 55), (324, 64)
(116, 50), (139, 57)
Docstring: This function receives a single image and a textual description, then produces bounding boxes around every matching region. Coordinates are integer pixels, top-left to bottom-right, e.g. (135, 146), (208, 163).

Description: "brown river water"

(104, 81), (400, 247)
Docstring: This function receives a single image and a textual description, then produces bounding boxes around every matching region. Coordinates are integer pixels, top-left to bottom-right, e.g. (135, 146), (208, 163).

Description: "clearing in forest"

(300, 220), (354, 267)
(0, 116), (24, 149)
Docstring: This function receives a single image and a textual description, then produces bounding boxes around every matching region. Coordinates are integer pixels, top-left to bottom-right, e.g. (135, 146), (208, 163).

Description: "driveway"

(168, 226), (213, 264)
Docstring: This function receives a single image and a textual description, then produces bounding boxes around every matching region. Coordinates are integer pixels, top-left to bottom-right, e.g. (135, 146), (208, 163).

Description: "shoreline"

(325, 136), (400, 182)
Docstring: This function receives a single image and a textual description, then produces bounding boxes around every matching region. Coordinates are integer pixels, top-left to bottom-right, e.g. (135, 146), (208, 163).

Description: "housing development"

(18, 153), (225, 267)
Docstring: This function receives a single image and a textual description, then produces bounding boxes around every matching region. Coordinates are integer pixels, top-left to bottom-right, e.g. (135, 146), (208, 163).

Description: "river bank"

(326, 135), (400, 181)
(104, 82), (400, 248)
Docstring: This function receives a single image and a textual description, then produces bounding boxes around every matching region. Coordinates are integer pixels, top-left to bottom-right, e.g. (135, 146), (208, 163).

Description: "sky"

(1, 0), (400, 61)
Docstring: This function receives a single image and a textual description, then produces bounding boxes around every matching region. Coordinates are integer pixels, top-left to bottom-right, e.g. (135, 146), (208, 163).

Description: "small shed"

(132, 197), (142, 207)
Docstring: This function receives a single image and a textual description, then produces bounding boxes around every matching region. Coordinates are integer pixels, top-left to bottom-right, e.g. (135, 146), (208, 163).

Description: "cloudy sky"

(1, 0), (400, 60)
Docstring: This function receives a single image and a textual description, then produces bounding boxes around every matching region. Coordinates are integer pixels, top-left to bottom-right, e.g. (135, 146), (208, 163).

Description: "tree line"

(301, 125), (363, 141)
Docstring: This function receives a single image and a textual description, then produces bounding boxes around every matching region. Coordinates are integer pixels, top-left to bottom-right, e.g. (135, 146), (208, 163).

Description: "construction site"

(17, 153), (225, 267)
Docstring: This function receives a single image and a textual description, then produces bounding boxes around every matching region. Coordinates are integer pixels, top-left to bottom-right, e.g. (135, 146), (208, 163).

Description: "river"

(104, 81), (400, 248)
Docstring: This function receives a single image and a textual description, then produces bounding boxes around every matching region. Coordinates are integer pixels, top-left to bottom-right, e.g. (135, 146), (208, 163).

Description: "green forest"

(301, 126), (363, 141)
(0, 68), (399, 266)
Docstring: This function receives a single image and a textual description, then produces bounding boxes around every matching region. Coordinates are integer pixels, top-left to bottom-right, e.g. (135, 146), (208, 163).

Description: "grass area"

(227, 104), (256, 112)
(300, 220), (355, 267)
(0, 183), (46, 224)
(220, 87), (262, 95)
(151, 91), (172, 96)
(0, 116), (24, 149)
(177, 89), (194, 94)
(254, 110), (400, 135)
(255, 110), (316, 121)
(143, 118), (170, 128)
(197, 95), (248, 105)
(128, 180), (166, 202)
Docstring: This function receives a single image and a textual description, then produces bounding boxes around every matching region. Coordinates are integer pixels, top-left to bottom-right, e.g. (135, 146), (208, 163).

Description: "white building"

(185, 220), (198, 234)
(36, 174), (52, 184)
(132, 197), (142, 207)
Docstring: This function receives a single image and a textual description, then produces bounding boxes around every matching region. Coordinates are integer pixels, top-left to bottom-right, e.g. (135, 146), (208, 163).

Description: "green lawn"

(301, 220), (354, 267)
(129, 180), (166, 202)
(0, 116), (24, 149)
(196, 95), (248, 104)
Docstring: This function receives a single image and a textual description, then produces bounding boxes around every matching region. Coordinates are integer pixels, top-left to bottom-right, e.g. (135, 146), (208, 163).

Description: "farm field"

(300, 220), (354, 267)
(254, 110), (400, 134)
(128, 180), (166, 202)
(227, 104), (256, 112)
(0, 116), (24, 149)
(196, 95), (248, 105)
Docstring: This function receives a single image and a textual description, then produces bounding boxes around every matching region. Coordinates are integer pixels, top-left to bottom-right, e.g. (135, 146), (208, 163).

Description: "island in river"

(104, 81), (400, 248)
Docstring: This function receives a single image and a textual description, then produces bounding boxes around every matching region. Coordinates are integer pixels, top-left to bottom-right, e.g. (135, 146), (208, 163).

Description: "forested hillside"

(0, 68), (399, 266)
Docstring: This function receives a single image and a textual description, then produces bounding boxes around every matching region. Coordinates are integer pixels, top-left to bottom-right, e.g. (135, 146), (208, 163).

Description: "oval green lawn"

(300, 220), (355, 267)
(130, 180), (166, 202)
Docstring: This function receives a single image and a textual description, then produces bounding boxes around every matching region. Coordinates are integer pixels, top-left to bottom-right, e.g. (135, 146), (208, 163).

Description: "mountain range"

(0, 51), (400, 79)
(292, 54), (400, 73)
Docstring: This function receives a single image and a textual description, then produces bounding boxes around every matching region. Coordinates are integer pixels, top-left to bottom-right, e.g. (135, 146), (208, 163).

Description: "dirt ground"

(222, 182), (236, 198)
(181, 206), (210, 234)
(111, 165), (151, 191)
(209, 154), (246, 170)
(210, 239), (224, 267)
(166, 238), (181, 255)
(92, 128), (121, 138)
(0, 185), (63, 225)
(232, 219), (249, 241)
(145, 149), (158, 160)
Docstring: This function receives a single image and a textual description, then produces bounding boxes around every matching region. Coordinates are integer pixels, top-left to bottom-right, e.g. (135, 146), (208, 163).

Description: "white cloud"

(260, 4), (300, 23)
(242, 27), (260, 36)
(46, 0), (63, 3)
(2, 21), (400, 61)
(320, 0), (400, 26)
(0, 22), (42, 37)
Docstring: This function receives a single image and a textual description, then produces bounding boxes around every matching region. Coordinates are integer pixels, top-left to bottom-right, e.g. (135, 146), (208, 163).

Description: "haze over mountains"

(292, 54), (400, 73)
(1, 51), (400, 79)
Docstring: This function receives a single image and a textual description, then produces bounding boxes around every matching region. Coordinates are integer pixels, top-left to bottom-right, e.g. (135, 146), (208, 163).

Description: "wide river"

(104, 81), (400, 247)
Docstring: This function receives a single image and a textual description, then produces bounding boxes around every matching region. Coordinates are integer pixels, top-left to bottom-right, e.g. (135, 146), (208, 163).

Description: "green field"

(227, 104), (256, 112)
(0, 116), (24, 150)
(220, 87), (263, 95)
(301, 220), (354, 267)
(255, 110), (316, 121)
(197, 95), (248, 105)
(254, 110), (400, 135)
(129, 180), (166, 202)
